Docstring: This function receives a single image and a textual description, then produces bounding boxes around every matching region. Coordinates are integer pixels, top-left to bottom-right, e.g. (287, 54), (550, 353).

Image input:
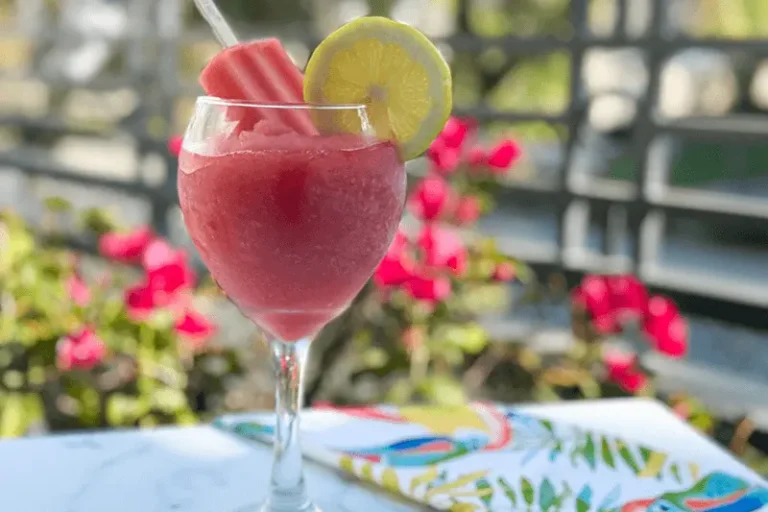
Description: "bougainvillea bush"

(307, 117), (531, 404)
(0, 202), (241, 437)
(308, 118), (697, 418)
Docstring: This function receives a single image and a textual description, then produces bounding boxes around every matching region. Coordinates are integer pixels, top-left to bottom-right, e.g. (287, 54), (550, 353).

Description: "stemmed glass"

(177, 97), (406, 512)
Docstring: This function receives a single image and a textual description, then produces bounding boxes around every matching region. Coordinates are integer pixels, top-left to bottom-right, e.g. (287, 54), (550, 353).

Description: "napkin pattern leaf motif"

(215, 403), (768, 512)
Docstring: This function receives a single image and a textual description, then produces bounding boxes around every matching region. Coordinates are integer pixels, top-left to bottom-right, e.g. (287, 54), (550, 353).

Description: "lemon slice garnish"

(304, 16), (452, 160)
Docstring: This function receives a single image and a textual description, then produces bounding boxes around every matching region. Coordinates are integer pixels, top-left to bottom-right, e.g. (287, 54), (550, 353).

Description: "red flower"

(388, 230), (409, 254)
(644, 295), (679, 325)
(604, 350), (648, 394)
(98, 226), (154, 263)
(572, 274), (652, 334)
(426, 139), (461, 175)
(67, 274), (91, 307)
(605, 274), (648, 318)
(168, 135), (183, 157)
(374, 252), (414, 288)
(124, 283), (156, 321)
(142, 239), (181, 271)
(453, 195), (482, 226)
(486, 139), (522, 173)
(56, 327), (107, 371)
(124, 248), (196, 321)
(405, 273), (451, 303)
(425, 117), (478, 175)
(407, 175), (453, 222)
(417, 224), (467, 276)
(492, 262), (515, 282)
(572, 275), (618, 333)
(439, 117), (474, 150)
(175, 309), (217, 350)
(374, 232), (415, 288)
(146, 261), (196, 304)
(643, 296), (688, 358)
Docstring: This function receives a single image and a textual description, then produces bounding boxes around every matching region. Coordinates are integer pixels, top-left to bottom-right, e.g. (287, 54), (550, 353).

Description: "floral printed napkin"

(215, 403), (768, 511)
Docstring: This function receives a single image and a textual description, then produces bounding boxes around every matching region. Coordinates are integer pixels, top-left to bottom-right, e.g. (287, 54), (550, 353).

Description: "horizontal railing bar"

(0, 148), (166, 198)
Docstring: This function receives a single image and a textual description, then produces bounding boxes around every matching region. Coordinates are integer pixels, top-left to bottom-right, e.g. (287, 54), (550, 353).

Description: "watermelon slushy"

(178, 128), (405, 341)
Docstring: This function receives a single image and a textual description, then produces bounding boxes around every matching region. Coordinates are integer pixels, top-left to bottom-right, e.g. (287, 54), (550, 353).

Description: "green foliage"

(0, 204), (241, 437)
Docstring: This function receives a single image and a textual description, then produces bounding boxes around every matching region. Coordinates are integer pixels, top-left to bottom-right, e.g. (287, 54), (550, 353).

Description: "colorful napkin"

(215, 403), (768, 511)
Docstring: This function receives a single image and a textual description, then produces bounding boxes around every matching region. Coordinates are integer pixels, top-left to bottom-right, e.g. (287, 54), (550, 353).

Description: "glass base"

(257, 499), (321, 512)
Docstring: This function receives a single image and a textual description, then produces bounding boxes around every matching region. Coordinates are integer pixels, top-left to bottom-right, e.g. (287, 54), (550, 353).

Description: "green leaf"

(361, 347), (389, 369)
(616, 441), (641, 474)
(639, 446), (652, 463)
(438, 323), (488, 355)
(601, 437), (616, 469)
(79, 208), (115, 235)
(576, 485), (592, 512)
(43, 196), (73, 213)
(418, 376), (466, 406)
(539, 478), (557, 511)
(153, 388), (188, 413)
(583, 433), (597, 469)
(540, 419), (554, 433)
(475, 478), (493, 506)
(521, 477), (534, 505)
(497, 477), (517, 507)
(1, 393), (30, 437)
(107, 394), (146, 425)
(385, 379), (414, 405)
(670, 463), (682, 484)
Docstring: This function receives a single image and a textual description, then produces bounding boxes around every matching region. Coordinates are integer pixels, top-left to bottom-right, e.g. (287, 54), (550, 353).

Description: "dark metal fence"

(1, 0), (767, 326)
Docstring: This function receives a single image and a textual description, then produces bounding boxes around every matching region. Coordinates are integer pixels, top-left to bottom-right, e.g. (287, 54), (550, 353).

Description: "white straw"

(193, 0), (239, 48)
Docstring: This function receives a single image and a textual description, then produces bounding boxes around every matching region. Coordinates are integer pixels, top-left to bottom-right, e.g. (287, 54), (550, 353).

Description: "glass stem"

(266, 337), (314, 512)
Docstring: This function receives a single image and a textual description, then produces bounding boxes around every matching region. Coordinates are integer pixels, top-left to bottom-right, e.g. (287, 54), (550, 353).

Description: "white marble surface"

(0, 398), (761, 512)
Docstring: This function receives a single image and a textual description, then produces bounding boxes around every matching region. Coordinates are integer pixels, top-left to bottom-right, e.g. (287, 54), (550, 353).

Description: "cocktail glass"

(177, 97), (406, 512)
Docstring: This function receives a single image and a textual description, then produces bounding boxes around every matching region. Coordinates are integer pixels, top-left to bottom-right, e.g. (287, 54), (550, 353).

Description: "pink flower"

(124, 250), (196, 321)
(407, 175), (453, 222)
(604, 350), (648, 394)
(57, 327), (107, 372)
(146, 261), (196, 304)
(417, 224), (467, 276)
(98, 226), (154, 263)
(374, 232), (415, 288)
(374, 252), (414, 288)
(439, 117), (474, 150)
(572, 274), (652, 335)
(492, 262), (515, 282)
(453, 195), (482, 226)
(175, 309), (217, 350)
(605, 274), (648, 319)
(388, 230), (409, 255)
(643, 296), (688, 358)
(124, 284), (156, 321)
(67, 274), (91, 307)
(142, 239), (181, 271)
(168, 135), (183, 157)
(486, 139), (522, 173)
(405, 273), (451, 303)
(572, 275), (618, 333)
(426, 117), (477, 175)
(426, 139), (461, 175)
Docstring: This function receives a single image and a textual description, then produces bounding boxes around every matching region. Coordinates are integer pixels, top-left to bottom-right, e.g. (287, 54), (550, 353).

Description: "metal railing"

(1, 0), (767, 327)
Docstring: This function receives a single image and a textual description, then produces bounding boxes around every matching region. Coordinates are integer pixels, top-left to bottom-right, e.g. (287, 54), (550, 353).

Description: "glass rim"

(196, 96), (367, 111)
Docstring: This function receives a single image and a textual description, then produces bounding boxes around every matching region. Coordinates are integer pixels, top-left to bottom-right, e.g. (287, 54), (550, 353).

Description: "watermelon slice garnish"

(200, 38), (317, 135)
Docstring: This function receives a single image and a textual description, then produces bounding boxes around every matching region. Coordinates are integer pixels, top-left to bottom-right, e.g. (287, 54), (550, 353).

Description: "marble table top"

(0, 398), (761, 512)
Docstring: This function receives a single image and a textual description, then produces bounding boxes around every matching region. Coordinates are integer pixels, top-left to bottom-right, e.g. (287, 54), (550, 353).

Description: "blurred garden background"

(1, 0), (768, 475)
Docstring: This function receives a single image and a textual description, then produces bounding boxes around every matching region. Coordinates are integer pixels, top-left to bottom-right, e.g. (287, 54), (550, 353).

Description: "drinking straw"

(193, 0), (239, 48)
